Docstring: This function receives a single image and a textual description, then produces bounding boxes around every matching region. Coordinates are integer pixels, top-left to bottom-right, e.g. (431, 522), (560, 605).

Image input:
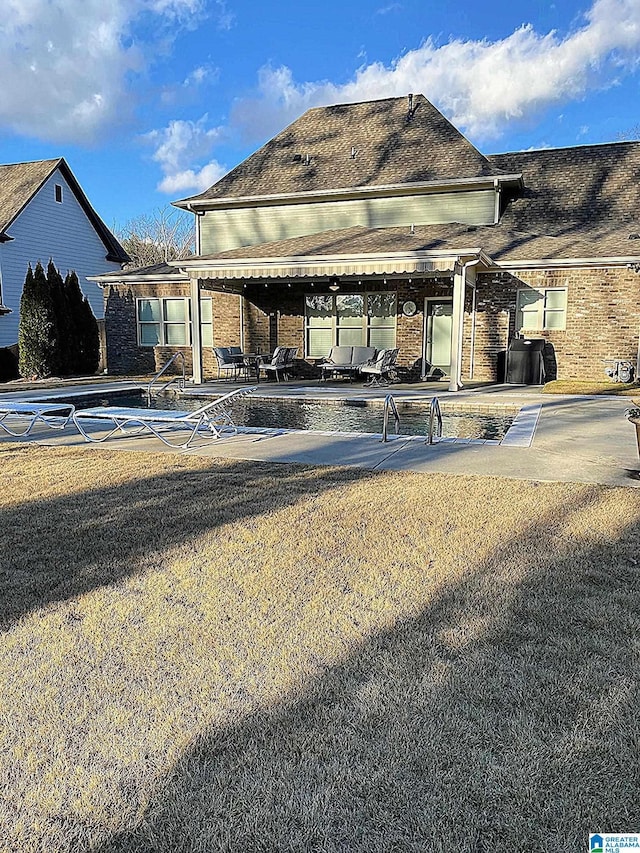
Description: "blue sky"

(0, 0), (639, 230)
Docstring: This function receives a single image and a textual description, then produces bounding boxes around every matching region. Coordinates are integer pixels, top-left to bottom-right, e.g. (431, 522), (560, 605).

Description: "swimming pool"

(48, 391), (518, 441)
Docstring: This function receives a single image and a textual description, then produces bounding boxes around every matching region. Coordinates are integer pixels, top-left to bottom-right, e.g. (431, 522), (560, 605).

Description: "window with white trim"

(136, 297), (213, 346)
(304, 292), (396, 357)
(516, 287), (567, 332)
(54, 184), (63, 203)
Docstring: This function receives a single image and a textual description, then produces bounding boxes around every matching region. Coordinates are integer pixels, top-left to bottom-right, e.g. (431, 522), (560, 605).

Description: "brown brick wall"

(104, 282), (241, 379)
(104, 269), (640, 382)
(473, 267), (640, 381)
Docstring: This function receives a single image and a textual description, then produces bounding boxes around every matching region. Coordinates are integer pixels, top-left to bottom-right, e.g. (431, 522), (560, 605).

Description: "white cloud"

(0, 0), (206, 143)
(231, 0), (640, 143)
(146, 116), (226, 194)
(158, 162), (227, 193)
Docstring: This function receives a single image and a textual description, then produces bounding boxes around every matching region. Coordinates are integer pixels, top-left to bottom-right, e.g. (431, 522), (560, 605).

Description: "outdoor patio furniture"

(72, 386), (257, 449)
(0, 400), (76, 437)
(361, 348), (399, 386)
(214, 347), (244, 380)
(258, 346), (298, 382)
(320, 346), (377, 381)
(625, 407), (640, 457)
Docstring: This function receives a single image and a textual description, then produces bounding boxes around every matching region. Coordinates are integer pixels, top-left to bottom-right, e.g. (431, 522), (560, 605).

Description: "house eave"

(489, 254), (640, 271)
(88, 271), (189, 286)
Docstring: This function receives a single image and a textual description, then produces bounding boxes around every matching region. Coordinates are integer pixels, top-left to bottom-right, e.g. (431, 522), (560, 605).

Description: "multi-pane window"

(163, 299), (189, 345)
(136, 297), (213, 346)
(305, 295), (335, 357)
(304, 292), (396, 357)
(200, 298), (213, 347)
(516, 288), (567, 331)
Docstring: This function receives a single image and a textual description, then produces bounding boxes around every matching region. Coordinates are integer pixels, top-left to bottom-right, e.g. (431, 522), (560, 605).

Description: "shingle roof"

(488, 141), (640, 238)
(179, 95), (504, 204)
(90, 261), (187, 282)
(0, 158), (129, 263)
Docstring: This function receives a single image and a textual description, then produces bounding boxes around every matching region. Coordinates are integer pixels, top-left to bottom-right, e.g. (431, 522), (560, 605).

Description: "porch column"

(448, 263), (466, 392)
(190, 276), (203, 385)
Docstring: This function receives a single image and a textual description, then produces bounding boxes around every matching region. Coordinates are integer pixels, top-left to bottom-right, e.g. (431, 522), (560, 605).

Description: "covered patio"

(173, 225), (496, 393)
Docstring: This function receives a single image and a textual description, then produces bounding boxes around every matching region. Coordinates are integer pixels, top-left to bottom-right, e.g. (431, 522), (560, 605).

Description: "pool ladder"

(381, 395), (443, 445)
(146, 351), (187, 403)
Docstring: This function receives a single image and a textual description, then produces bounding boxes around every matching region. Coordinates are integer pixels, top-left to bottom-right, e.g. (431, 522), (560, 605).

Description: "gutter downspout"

(186, 204), (203, 385)
(469, 279), (478, 380)
(448, 256), (480, 393)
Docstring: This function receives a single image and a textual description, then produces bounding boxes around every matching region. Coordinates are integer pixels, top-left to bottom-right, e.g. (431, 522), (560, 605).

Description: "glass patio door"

(424, 299), (453, 375)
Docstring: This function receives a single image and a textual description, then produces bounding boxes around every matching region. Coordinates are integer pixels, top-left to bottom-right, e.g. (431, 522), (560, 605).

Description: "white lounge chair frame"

(72, 386), (257, 449)
(0, 401), (76, 437)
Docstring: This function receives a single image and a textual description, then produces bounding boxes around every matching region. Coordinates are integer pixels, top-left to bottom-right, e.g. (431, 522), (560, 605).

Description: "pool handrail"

(381, 394), (400, 442)
(147, 351), (187, 401)
(427, 396), (443, 445)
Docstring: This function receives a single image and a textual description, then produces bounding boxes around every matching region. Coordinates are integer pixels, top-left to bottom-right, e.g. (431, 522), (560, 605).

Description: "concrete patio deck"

(1, 378), (638, 488)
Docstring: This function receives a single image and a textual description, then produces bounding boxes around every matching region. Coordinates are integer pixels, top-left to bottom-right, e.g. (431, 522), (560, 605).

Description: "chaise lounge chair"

(72, 386), (257, 449)
(0, 400), (76, 437)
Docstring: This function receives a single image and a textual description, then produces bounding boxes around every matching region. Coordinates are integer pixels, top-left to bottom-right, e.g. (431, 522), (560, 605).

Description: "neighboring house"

(0, 158), (129, 349)
(94, 95), (640, 388)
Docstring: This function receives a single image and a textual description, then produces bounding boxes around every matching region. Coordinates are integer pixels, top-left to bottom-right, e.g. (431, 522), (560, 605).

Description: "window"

(136, 297), (213, 346)
(516, 288), (567, 331)
(200, 298), (213, 347)
(54, 184), (63, 203)
(304, 291), (396, 357)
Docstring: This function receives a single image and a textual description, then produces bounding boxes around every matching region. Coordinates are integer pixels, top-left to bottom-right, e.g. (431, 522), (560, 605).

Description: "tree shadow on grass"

(96, 490), (640, 853)
(0, 445), (370, 630)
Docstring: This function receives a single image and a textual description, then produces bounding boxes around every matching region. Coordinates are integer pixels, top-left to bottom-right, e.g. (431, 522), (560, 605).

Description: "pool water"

(50, 392), (516, 441)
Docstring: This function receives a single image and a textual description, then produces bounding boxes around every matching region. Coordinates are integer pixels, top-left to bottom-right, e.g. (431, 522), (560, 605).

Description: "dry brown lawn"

(1, 442), (639, 852)
(543, 379), (640, 396)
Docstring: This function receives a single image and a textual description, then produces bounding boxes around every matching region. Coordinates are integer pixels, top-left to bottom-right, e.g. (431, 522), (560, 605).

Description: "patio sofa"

(320, 346), (377, 381)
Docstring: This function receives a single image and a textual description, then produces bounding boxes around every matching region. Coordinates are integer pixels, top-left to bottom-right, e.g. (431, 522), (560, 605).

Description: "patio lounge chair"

(258, 347), (298, 382)
(0, 400), (75, 437)
(72, 386), (257, 449)
(360, 348), (399, 386)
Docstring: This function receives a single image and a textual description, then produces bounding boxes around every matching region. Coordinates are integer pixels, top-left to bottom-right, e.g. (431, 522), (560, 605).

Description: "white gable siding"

(200, 189), (496, 254)
(0, 168), (121, 347)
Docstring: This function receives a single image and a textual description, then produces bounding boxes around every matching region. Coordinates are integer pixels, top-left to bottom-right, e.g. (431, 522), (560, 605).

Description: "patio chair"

(0, 400), (76, 437)
(259, 346), (298, 382)
(214, 347), (243, 380)
(72, 386), (257, 449)
(360, 348), (399, 386)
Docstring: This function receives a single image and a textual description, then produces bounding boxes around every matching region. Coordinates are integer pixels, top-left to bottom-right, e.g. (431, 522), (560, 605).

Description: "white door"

(423, 299), (453, 375)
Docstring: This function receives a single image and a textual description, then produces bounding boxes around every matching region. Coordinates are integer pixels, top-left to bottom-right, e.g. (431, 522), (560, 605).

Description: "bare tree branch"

(114, 206), (195, 269)
(615, 125), (640, 142)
